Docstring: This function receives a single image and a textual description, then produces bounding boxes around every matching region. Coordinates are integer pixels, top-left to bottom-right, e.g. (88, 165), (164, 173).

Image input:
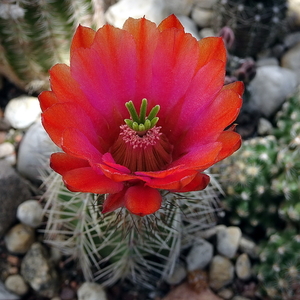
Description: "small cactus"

(257, 230), (300, 300)
(42, 170), (220, 288)
(213, 0), (288, 57)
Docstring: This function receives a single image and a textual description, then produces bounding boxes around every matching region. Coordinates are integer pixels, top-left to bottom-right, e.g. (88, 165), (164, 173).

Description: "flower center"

(110, 99), (173, 172)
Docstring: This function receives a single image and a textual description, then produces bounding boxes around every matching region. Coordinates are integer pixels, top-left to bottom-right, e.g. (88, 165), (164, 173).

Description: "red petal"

(102, 189), (126, 214)
(42, 102), (103, 151)
(50, 152), (89, 175)
(157, 14), (184, 32)
(214, 131), (242, 163)
(222, 81), (244, 95)
(63, 167), (123, 194)
(61, 128), (102, 162)
(124, 185), (162, 216)
(39, 91), (58, 112)
(171, 172), (210, 193)
(197, 37), (227, 71)
(71, 25), (96, 53)
(145, 169), (198, 190)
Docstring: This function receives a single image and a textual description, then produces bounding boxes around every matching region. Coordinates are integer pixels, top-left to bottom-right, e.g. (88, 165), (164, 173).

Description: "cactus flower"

(39, 15), (243, 216)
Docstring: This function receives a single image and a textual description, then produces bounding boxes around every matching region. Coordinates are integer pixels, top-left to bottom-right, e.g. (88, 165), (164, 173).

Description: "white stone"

(5, 275), (29, 296)
(239, 237), (258, 258)
(4, 223), (35, 254)
(248, 66), (298, 118)
(105, 0), (168, 28)
(217, 226), (241, 258)
(4, 96), (41, 129)
(199, 28), (215, 39)
(0, 142), (14, 158)
(235, 253), (252, 281)
(177, 15), (200, 39)
(257, 118), (273, 136)
(164, 0), (193, 15)
(165, 262), (187, 285)
(77, 282), (107, 300)
(288, 0), (300, 26)
(17, 200), (43, 228)
(17, 120), (56, 181)
(0, 281), (20, 300)
(191, 7), (213, 28)
(186, 238), (213, 271)
(209, 255), (234, 291)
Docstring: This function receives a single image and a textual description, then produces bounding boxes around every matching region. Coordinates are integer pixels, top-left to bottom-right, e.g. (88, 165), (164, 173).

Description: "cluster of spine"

(0, 0), (107, 93)
(257, 230), (300, 299)
(213, 0), (288, 57)
(42, 171), (219, 288)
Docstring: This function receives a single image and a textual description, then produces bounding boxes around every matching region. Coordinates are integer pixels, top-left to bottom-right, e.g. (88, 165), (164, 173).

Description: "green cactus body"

(214, 0), (288, 57)
(257, 230), (300, 299)
(42, 171), (219, 287)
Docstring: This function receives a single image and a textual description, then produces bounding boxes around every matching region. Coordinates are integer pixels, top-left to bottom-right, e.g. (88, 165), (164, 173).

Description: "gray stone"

(0, 161), (31, 237)
(256, 57), (279, 67)
(257, 118), (273, 136)
(177, 15), (200, 39)
(4, 223), (35, 254)
(17, 120), (55, 182)
(217, 288), (234, 299)
(209, 255), (234, 291)
(217, 226), (241, 258)
(239, 237), (259, 259)
(248, 66), (298, 118)
(199, 28), (215, 39)
(77, 282), (107, 300)
(235, 253), (252, 281)
(281, 41), (300, 79)
(288, 0), (300, 27)
(232, 297), (251, 300)
(4, 96), (41, 129)
(5, 275), (29, 296)
(284, 32), (300, 49)
(186, 238), (213, 271)
(105, 0), (168, 28)
(21, 243), (58, 298)
(17, 200), (44, 228)
(193, 0), (218, 9)
(0, 281), (20, 300)
(165, 262), (187, 285)
(191, 7), (213, 28)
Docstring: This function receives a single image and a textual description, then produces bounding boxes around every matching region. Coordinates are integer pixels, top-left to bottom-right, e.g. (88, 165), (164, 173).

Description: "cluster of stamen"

(110, 99), (173, 172)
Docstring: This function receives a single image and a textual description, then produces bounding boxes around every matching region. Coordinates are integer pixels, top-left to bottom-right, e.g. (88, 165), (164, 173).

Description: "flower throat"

(110, 99), (173, 172)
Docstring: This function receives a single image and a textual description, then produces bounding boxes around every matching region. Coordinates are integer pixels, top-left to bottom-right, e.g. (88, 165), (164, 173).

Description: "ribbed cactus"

(213, 0), (288, 57)
(42, 171), (219, 287)
(257, 229), (300, 300)
(0, 0), (106, 93)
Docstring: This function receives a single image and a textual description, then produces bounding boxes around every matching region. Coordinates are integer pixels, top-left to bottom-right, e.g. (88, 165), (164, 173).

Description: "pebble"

(165, 262), (187, 285)
(0, 281), (20, 300)
(17, 120), (55, 181)
(239, 237), (259, 259)
(105, 0), (167, 28)
(199, 28), (215, 38)
(191, 7), (213, 28)
(0, 142), (14, 158)
(194, 0), (218, 9)
(0, 160), (31, 237)
(17, 200), (43, 228)
(5, 274), (29, 296)
(77, 282), (107, 300)
(21, 243), (58, 298)
(257, 118), (273, 136)
(209, 255), (234, 291)
(235, 253), (252, 281)
(216, 226), (241, 258)
(177, 15), (200, 39)
(248, 66), (298, 118)
(0, 117), (11, 131)
(186, 238), (213, 271)
(217, 288), (234, 299)
(164, 0), (193, 16)
(4, 96), (41, 129)
(232, 296), (251, 300)
(4, 223), (35, 254)
(281, 41), (300, 79)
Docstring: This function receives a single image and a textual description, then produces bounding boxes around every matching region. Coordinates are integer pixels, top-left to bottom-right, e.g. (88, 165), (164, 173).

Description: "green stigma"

(124, 99), (160, 132)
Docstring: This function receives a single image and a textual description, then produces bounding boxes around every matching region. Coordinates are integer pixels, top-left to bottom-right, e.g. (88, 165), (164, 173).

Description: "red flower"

(39, 15), (243, 217)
